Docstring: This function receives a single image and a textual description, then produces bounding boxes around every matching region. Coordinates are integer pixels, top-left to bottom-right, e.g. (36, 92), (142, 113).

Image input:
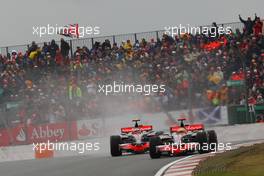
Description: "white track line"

(163, 170), (192, 176)
(154, 155), (193, 176)
(165, 166), (197, 173)
(169, 162), (199, 168)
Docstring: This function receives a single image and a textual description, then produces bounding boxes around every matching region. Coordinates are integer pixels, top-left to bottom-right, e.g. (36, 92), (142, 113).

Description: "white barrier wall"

(209, 123), (264, 143)
(102, 106), (228, 135)
(0, 144), (34, 162)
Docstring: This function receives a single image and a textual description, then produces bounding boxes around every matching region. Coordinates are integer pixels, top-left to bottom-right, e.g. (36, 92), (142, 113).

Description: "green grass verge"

(193, 143), (264, 176)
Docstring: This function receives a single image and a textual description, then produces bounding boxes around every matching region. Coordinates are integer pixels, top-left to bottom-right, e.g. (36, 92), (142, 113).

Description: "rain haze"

(1, 0), (264, 47)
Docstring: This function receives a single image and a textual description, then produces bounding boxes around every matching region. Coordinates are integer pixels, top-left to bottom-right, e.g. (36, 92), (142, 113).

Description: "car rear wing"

(121, 125), (153, 133)
(170, 124), (204, 132)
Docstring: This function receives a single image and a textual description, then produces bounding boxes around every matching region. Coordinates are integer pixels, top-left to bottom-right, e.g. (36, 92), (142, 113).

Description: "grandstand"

(0, 17), (263, 131)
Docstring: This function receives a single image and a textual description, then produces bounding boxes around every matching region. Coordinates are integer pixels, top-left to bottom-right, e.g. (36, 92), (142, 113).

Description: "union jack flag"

(58, 24), (79, 38)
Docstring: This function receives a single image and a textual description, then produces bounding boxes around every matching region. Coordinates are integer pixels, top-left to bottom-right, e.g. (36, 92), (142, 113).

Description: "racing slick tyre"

(207, 130), (218, 152)
(110, 135), (122, 157)
(149, 137), (162, 159)
(196, 131), (210, 154)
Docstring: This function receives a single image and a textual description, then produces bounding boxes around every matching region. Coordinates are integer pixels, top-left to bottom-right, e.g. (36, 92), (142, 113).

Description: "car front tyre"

(110, 135), (122, 157)
(149, 137), (162, 159)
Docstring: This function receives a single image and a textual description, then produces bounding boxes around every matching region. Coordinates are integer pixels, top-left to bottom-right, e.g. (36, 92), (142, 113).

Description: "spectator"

(253, 17), (263, 36)
(48, 40), (59, 61)
(28, 41), (38, 55)
(42, 42), (49, 54)
(209, 22), (219, 39)
(68, 83), (82, 100)
(55, 49), (63, 66)
(60, 38), (70, 59)
(102, 39), (111, 50)
(239, 14), (257, 35)
(124, 40), (133, 50)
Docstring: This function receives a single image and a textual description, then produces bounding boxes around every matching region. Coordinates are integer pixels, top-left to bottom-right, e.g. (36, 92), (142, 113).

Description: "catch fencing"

(0, 21), (246, 57)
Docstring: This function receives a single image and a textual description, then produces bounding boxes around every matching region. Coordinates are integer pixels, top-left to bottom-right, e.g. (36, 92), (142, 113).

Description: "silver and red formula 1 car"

(149, 118), (218, 158)
(110, 119), (158, 156)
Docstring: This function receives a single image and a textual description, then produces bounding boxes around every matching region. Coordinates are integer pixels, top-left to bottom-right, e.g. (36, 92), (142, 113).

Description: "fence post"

(113, 35), (116, 44)
(134, 33), (137, 42)
(156, 31), (159, 41)
(91, 38), (94, 48)
(5, 47), (8, 55)
(70, 40), (73, 58)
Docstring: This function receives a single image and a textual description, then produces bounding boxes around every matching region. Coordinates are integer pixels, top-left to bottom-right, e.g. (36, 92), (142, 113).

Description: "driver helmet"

(176, 127), (187, 134)
(132, 128), (141, 134)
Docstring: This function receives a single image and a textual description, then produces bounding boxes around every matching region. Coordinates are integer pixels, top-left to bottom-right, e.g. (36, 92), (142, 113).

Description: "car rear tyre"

(149, 137), (162, 159)
(110, 135), (122, 157)
(207, 130), (218, 151)
(196, 131), (210, 154)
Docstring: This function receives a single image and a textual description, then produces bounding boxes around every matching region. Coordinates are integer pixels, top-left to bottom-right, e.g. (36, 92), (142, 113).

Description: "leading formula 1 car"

(110, 119), (158, 156)
(149, 118), (218, 158)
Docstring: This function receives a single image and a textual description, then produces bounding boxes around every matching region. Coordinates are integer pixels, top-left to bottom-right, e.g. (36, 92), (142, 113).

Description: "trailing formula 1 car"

(110, 119), (157, 156)
(256, 114), (264, 123)
(149, 118), (218, 159)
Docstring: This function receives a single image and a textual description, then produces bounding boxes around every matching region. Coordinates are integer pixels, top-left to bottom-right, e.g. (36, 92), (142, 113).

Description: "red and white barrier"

(0, 119), (104, 147)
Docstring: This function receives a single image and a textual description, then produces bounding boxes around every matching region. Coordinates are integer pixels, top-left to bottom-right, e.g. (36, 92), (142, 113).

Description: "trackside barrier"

(0, 119), (104, 147)
(227, 104), (264, 124)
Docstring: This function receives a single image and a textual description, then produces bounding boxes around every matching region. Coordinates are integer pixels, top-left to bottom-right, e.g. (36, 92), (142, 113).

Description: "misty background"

(1, 0), (264, 47)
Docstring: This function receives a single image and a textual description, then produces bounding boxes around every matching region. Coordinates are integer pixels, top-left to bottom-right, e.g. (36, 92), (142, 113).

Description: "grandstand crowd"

(0, 15), (263, 126)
